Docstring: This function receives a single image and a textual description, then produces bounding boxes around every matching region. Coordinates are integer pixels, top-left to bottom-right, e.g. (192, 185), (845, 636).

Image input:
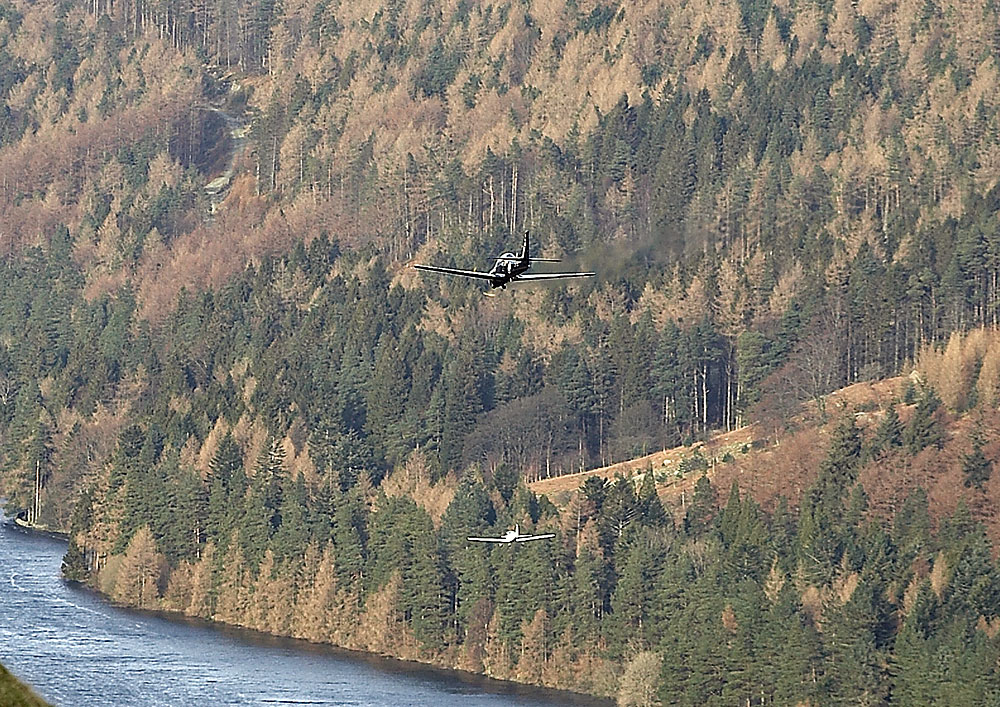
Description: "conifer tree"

(769, 584), (825, 705)
(256, 437), (287, 530)
(823, 580), (892, 705)
(570, 544), (604, 638)
(610, 535), (654, 652)
(272, 472), (309, 561)
(871, 404), (903, 456)
(206, 475), (229, 542)
(333, 492), (365, 591)
(962, 430), (992, 490)
(239, 479), (271, 568)
(904, 389), (943, 454)
(684, 475), (717, 535)
(113, 526), (164, 609)
(61, 540), (88, 582)
(637, 472), (667, 527)
(440, 345), (484, 473)
(209, 432), (243, 489)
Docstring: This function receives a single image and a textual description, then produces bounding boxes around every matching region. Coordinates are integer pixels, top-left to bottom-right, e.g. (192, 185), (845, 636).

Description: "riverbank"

(2, 516), (609, 706)
(112, 605), (612, 707)
(11, 515), (69, 540)
(0, 663), (52, 707)
(95, 590), (612, 706)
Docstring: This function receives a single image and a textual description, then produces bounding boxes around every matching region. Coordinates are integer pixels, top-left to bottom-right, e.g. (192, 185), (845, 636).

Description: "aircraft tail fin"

(521, 230), (561, 262)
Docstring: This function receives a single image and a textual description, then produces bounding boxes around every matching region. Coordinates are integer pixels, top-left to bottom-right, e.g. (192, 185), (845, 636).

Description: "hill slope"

(537, 373), (1000, 544)
(0, 664), (51, 707)
(2, 0), (1000, 700)
(58, 332), (1000, 701)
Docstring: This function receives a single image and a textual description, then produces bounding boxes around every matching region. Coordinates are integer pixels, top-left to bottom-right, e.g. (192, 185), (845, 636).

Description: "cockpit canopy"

(500, 252), (516, 260)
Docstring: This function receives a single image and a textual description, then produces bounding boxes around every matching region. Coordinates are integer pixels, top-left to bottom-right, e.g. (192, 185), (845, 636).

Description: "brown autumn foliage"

(456, 596), (492, 674)
(4, 0), (997, 349)
(483, 605), (512, 681)
(381, 450), (457, 527)
(538, 331), (1000, 547)
(163, 561), (194, 610)
(515, 608), (549, 685)
(918, 328), (1000, 411)
(213, 533), (251, 626)
(112, 526), (166, 609)
(978, 345), (1000, 408)
(616, 651), (663, 707)
(353, 572), (422, 661)
(186, 542), (216, 618)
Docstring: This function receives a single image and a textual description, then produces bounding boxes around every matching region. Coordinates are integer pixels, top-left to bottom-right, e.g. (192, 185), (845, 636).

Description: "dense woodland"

(2, 0), (1000, 700)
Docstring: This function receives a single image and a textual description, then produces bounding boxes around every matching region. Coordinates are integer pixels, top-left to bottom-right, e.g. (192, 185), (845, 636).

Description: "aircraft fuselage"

(487, 252), (530, 289)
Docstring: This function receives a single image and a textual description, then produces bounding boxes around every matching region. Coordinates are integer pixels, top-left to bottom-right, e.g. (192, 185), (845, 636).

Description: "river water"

(0, 519), (594, 706)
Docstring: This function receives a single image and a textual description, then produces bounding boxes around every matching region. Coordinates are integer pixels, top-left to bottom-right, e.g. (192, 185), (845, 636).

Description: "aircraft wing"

(467, 536), (513, 543)
(414, 264), (495, 281)
(515, 272), (595, 281)
(515, 533), (556, 542)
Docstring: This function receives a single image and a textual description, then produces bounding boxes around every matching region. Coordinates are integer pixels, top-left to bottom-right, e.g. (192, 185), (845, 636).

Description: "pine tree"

(637, 472), (667, 527)
(206, 475), (229, 542)
(239, 479), (271, 568)
(570, 544), (604, 638)
(440, 345), (483, 473)
(823, 580), (892, 705)
(272, 472), (309, 561)
(684, 475), (717, 535)
(871, 404), (903, 455)
(256, 437), (287, 531)
(333, 491), (365, 591)
(113, 526), (164, 609)
(610, 536), (653, 652)
(769, 585), (825, 705)
(61, 540), (88, 581)
(365, 331), (408, 465)
(962, 430), (992, 490)
(209, 432), (243, 489)
(891, 582), (936, 705)
(904, 389), (943, 454)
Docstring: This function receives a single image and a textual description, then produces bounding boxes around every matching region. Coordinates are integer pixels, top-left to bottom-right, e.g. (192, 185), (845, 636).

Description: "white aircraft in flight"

(467, 524), (555, 543)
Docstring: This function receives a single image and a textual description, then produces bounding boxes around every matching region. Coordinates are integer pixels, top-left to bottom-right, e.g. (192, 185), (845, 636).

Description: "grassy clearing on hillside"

(0, 664), (50, 707)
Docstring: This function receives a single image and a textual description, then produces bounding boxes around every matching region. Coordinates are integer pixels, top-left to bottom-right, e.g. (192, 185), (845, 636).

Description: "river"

(0, 519), (598, 706)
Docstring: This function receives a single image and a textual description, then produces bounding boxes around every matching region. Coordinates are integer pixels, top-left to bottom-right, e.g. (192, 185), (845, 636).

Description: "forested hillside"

(2, 0), (1000, 699)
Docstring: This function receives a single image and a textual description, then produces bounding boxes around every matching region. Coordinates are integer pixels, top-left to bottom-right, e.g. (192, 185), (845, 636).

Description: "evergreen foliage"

(1, 0), (1000, 699)
(963, 431), (993, 491)
(904, 390), (944, 454)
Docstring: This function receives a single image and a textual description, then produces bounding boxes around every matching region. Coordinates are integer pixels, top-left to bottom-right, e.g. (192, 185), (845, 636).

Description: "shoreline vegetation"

(6, 520), (608, 705)
(3, 0), (1000, 700)
(103, 600), (612, 706)
(0, 664), (51, 707)
(88, 555), (619, 702)
(12, 515), (69, 540)
(69, 347), (1000, 702)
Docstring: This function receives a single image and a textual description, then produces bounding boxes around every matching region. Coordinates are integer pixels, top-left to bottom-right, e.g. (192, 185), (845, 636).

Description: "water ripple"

(0, 522), (590, 707)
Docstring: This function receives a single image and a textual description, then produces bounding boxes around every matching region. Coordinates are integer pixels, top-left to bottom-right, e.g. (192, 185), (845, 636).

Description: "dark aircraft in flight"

(414, 232), (594, 290)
